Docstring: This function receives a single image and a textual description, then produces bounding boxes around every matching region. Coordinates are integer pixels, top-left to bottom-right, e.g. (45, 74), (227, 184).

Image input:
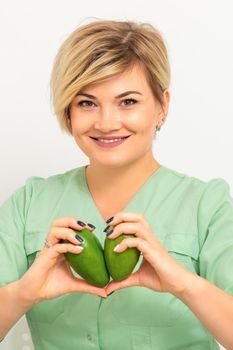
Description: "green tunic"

(1, 164), (233, 349)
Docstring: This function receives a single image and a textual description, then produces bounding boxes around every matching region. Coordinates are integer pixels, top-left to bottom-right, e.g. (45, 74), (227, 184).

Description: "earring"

(155, 117), (165, 132)
(155, 124), (161, 132)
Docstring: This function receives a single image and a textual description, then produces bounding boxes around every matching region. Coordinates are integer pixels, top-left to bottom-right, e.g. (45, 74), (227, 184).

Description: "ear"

(68, 117), (74, 136)
(161, 89), (170, 117)
(65, 106), (73, 135)
(157, 89), (170, 124)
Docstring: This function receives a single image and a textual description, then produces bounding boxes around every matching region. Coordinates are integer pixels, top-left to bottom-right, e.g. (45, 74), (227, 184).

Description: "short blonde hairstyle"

(50, 19), (171, 134)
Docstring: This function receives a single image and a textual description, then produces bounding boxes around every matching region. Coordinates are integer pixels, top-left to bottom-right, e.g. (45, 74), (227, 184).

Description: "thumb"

(106, 272), (140, 295)
(69, 278), (108, 298)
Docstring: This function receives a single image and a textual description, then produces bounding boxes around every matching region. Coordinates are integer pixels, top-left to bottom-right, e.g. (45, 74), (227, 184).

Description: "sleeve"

(198, 178), (233, 294)
(0, 178), (35, 286)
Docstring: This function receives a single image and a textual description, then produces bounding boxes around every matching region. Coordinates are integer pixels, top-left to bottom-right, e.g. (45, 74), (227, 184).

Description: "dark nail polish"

(104, 226), (114, 236)
(106, 230), (114, 237)
(87, 223), (96, 229)
(75, 234), (84, 243)
(106, 216), (114, 224)
(77, 220), (86, 227)
(108, 291), (115, 296)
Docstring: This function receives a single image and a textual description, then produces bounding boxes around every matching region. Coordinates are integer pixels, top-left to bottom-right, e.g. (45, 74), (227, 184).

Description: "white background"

(0, 0), (232, 349)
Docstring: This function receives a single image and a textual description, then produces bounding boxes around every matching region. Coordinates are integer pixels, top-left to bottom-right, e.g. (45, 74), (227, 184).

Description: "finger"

(113, 237), (150, 255)
(69, 278), (107, 298)
(106, 272), (140, 295)
(52, 217), (89, 230)
(46, 227), (85, 246)
(106, 212), (147, 226)
(105, 222), (153, 241)
(43, 241), (84, 260)
(114, 236), (167, 271)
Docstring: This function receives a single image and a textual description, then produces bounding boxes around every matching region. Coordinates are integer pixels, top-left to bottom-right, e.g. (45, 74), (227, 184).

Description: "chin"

(92, 155), (136, 168)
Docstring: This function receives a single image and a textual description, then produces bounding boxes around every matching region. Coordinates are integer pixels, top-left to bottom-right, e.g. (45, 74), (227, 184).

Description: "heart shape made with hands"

(62, 226), (141, 287)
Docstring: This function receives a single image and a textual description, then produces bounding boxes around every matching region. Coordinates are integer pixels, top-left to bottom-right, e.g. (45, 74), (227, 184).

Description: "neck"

(85, 154), (161, 195)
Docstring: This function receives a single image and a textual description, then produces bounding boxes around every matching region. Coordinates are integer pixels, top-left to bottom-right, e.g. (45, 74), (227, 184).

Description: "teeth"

(97, 138), (125, 143)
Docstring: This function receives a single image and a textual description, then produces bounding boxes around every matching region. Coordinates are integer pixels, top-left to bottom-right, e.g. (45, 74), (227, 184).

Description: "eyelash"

(77, 98), (138, 108)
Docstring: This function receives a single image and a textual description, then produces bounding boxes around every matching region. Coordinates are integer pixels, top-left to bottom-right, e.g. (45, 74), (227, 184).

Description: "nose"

(93, 106), (121, 133)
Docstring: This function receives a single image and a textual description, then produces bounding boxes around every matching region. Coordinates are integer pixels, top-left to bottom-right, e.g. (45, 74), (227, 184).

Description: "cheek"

(70, 115), (90, 135)
(128, 112), (155, 134)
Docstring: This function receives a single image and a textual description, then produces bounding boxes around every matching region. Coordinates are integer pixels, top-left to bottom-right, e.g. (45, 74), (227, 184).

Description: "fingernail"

(103, 225), (111, 233)
(113, 244), (120, 252)
(106, 216), (114, 224)
(87, 223), (96, 229)
(75, 234), (84, 243)
(75, 245), (84, 251)
(104, 226), (114, 236)
(108, 291), (115, 296)
(77, 220), (86, 227)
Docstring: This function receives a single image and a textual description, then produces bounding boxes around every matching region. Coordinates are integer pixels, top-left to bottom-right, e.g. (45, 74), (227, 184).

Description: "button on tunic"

(1, 164), (233, 349)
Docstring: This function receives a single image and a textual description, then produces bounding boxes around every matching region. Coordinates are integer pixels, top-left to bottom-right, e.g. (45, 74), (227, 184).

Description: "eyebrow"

(76, 90), (143, 99)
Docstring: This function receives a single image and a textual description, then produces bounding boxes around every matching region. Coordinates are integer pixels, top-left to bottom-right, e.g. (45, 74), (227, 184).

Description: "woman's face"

(69, 63), (169, 168)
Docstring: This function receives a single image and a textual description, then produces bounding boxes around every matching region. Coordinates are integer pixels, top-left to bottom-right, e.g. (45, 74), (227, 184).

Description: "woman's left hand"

(105, 212), (194, 297)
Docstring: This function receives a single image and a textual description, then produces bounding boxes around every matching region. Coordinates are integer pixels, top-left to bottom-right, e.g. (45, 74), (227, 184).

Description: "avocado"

(104, 226), (141, 281)
(62, 228), (110, 287)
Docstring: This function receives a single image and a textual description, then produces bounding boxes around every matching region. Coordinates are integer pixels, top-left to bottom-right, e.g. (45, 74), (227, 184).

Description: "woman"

(0, 19), (233, 350)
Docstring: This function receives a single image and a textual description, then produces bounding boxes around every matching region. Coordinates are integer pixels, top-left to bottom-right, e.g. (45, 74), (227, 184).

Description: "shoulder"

(0, 166), (85, 229)
(2, 166), (84, 214)
(24, 166), (84, 195)
(164, 165), (232, 225)
(163, 164), (230, 196)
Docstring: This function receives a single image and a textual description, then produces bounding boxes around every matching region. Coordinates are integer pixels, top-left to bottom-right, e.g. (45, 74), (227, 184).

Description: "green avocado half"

(62, 228), (110, 287)
(104, 225), (141, 281)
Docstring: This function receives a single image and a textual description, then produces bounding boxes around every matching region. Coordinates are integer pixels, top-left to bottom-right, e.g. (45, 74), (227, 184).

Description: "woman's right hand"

(18, 217), (107, 306)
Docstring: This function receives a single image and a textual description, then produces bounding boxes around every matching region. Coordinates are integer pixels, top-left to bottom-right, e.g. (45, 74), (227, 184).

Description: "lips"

(89, 135), (131, 148)
(90, 135), (131, 141)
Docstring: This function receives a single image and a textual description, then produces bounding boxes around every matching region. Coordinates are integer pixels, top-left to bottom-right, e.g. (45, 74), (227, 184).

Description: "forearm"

(0, 281), (34, 340)
(175, 272), (233, 350)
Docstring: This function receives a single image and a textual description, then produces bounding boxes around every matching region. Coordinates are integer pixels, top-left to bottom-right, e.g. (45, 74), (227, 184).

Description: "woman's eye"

(121, 98), (137, 106)
(77, 98), (137, 108)
(78, 100), (95, 107)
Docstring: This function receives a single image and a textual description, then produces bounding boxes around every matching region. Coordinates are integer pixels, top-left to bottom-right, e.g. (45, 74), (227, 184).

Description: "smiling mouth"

(90, 136), (131, 142)
(89, 135), (131, 147)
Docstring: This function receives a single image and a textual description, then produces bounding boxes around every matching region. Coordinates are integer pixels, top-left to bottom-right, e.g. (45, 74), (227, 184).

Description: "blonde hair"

(50, 19), (171, 134)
